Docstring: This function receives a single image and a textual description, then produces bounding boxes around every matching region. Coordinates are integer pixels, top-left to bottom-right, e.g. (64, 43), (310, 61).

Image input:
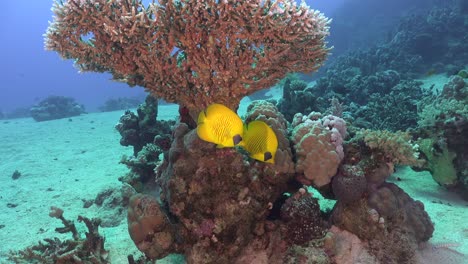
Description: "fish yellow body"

(197, 104), (244, 148)
(240, 120), (278, 164)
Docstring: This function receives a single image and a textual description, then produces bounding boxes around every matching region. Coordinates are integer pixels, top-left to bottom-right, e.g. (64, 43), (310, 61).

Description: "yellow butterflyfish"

(240, 120), (278, 164)
(197, 103), (244, 148)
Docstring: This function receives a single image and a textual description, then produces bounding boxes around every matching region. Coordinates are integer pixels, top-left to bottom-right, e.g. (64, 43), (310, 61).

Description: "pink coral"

(291, 112), (346, 187)
(45, 0), (330, 115)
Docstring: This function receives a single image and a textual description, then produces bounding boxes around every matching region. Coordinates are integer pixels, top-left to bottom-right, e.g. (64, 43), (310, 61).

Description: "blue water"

(3, 0), (348, 112)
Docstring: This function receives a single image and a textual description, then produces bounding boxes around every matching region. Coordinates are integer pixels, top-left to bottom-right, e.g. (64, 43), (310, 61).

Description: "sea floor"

(0, 99), (466, 263)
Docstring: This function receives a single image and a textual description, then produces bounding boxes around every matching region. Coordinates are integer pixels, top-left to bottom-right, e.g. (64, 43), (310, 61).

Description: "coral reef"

(277, 78), (317, 122)
(416, 75), (468, 197)
(356, 129), (421, 167)
(89, 184), (136, 227)
(338, 129), (422, 197)
(393, 1), (468, 73)
(119, 143), (165, 193)
(331, 165), (367, 204)
(99, 97), (143, 112)
(8, 207), (108, 263)
(40, 1), (450, 262)
(418, 137), (458, 187)
(45, 0), (330, 116)
(324, 225), (378, 264)
(115, 95), (174, 155)
(275, 1), (467, 131)
(355, 80), (425, 130)
(116, 95), (174, 194)
(18, 98), (431, 263)
(30, 95), (85, 122)
(123, 103), (340, 263)
(331, 182), (434, 264)
(323, 126), (434, 263)
(153, 122), (292, 262)
(418, 76), (467, 128)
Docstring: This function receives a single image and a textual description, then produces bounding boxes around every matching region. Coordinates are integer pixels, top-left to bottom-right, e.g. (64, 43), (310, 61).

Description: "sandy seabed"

(0, 99), (466, 264)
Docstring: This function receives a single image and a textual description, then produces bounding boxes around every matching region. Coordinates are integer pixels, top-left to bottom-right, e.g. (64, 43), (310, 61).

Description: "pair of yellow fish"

(197, 104), (278, 164)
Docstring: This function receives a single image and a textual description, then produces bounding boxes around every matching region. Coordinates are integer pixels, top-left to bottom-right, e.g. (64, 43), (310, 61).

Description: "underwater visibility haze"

(1, 0), (467, 263)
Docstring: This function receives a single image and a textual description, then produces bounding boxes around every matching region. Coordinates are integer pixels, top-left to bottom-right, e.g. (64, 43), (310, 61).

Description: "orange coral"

(45, 0), (330, 114)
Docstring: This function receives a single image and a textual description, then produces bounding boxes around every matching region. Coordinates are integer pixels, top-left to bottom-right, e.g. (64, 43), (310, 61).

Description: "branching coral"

(8, 207), (109, 263)
(356, 129), (421, 167)
(45, 0), (330, 115)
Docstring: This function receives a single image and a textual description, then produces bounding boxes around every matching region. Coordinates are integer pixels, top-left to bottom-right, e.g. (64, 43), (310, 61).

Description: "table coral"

(45, 0), (330, 115)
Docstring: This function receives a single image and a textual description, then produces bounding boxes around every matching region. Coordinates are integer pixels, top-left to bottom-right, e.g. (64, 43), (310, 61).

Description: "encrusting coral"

(127, 194), (177, 260)
(45, 0), (330, 116)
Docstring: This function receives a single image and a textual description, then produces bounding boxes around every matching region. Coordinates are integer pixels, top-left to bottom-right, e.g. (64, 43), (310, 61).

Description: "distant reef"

(278, 1), (467, 132)
(30, 95), (86, 122)
(0, 107), (31, 120)
(98, 97), (143, 112)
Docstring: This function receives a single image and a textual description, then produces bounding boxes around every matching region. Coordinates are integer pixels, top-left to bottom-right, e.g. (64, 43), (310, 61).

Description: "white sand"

(0, 102), (466, 263)
(0, 105), (179, 263)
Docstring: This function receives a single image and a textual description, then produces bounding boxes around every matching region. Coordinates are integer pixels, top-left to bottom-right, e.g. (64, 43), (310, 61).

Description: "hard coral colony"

(45, 0), (330, 117)
(42, 0), (438, 263)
